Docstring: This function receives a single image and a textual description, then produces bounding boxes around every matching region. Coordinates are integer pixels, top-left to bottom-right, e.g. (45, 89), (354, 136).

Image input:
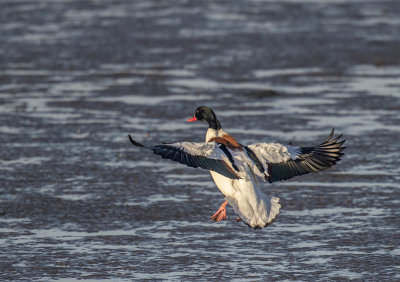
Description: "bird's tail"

(226, 186), (281, 229)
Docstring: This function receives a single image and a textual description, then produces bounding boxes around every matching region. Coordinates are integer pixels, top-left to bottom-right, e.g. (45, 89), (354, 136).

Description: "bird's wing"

(128, 135), (240, 179)
(247, 129), (346, 183)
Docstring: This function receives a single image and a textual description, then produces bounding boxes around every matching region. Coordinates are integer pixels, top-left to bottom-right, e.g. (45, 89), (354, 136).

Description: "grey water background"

(1, 0), (399, 280)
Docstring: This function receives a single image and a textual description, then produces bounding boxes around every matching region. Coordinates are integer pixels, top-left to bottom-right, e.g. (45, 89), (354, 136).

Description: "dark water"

(1, 0), (399, 280)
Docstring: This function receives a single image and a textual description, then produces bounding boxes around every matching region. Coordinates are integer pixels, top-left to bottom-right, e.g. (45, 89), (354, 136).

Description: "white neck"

(206, 128), (228, 142)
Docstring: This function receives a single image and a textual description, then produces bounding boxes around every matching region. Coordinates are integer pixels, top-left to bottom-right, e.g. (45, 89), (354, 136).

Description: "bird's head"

(188, 106), (221, 130)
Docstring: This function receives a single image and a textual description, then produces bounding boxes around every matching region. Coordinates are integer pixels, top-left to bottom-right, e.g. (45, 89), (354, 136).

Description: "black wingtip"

(128, 135), (146, 147)
(325, 128), (335, 142)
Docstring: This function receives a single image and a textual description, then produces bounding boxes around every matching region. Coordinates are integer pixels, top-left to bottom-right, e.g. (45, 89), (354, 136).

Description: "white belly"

(209, 171), (236, 197)
(210, 170), (281, 228)
(205, 128), (280, 227)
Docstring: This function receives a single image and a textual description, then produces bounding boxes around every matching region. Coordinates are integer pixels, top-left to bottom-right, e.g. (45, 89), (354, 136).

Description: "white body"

(206, 128), (281, 227)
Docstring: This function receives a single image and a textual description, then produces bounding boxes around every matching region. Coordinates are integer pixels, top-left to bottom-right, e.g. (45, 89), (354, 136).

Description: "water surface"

(0, 0), (399, 280)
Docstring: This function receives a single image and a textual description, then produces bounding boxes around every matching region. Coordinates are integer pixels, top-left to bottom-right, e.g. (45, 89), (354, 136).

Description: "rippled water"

(1, 0), (399, 280)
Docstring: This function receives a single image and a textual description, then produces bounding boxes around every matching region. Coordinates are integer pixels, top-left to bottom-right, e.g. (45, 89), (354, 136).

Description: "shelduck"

(129, 106), (346, 229)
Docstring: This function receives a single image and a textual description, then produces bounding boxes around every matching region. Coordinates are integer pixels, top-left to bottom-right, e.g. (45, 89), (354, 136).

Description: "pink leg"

(210, 200), (228, 222)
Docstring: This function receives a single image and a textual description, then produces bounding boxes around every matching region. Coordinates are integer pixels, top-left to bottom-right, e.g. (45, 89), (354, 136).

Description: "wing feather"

(128, 135), (240, 179)
(248, 129), (346, 183)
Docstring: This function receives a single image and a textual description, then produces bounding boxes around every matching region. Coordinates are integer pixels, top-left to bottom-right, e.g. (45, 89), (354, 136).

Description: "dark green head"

(187, 106), (222, 130)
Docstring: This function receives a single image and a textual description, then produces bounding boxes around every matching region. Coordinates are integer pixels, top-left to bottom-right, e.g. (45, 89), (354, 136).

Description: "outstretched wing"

(247, 129), (346, 183)
(128, 135), (240, 179)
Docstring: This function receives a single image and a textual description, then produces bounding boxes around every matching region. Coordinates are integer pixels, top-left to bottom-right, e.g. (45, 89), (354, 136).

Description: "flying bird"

(128, 106), (345, 229)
